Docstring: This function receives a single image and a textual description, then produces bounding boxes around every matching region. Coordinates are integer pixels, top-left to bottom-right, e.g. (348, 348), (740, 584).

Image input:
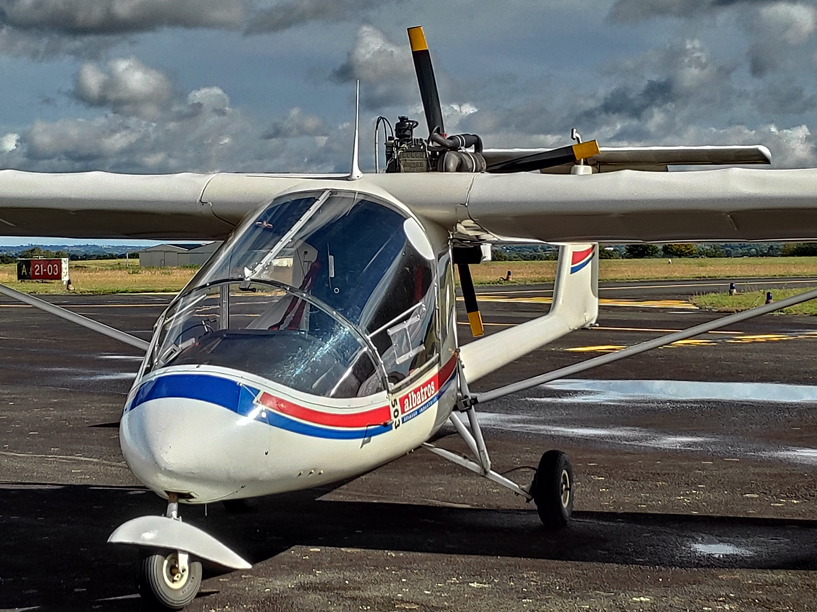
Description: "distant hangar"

(137, 242), (220, 268)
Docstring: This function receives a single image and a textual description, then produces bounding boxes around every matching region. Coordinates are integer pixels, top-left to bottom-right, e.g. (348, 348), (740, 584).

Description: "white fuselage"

(118, 201), (461, 504)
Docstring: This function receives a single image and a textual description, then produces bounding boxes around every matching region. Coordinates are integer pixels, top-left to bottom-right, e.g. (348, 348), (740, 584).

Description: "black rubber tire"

(138, 550), (202, 610)
(531, 450), (573, 530)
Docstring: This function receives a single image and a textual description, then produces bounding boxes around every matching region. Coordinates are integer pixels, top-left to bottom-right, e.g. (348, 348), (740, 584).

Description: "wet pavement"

(3, 282), (817, 611)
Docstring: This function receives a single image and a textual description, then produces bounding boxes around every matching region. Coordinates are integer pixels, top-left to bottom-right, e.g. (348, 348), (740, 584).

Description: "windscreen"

(146, 281), (383, 398)
(147, 189), (438, 395)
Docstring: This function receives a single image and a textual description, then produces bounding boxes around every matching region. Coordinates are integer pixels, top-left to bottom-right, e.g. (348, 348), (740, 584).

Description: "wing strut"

(468, 285), (817, 406)
(0, 283), (150, 352)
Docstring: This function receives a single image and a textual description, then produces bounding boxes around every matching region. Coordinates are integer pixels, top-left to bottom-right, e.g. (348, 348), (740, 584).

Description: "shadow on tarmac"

(3, 483), (817, 610)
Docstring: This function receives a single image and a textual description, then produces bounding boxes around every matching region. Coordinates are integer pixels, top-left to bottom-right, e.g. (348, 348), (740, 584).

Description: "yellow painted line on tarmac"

(598, 298), (697, 309)
(725, 334), (794, 343)
(667, 339), (718, 347)
(567, 339), (717, 353)
(470, 295), (698, 309)
(567, 331), (817, 353)
(490, 278), (817, 296)
(455, 323), (745, 335)
(0, 303), (165, 308)
(592, 326), (741, 335)
(566, 345), (625, 353)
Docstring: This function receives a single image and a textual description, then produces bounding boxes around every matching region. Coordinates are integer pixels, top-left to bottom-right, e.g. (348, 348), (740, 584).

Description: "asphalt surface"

(3, 279), (817, 611)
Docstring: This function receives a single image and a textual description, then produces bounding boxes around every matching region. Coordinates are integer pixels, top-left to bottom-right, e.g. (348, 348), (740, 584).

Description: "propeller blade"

(486, 140), (600, 173)
(457, 263), (484, 337)
(408, 26), (445, 137)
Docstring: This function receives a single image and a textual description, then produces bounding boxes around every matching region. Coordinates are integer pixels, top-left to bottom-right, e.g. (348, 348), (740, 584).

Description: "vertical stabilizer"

(459, 244), (599, 383)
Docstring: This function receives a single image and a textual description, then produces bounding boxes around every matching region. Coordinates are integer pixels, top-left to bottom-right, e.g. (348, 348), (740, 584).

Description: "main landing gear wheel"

(138, 549), (202, 610)
(531, 450), (573, 530)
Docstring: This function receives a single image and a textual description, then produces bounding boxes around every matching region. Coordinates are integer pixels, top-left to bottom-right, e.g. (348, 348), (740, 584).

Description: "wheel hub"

(162, 553), (189, 590)
(559, 469), (571, 507)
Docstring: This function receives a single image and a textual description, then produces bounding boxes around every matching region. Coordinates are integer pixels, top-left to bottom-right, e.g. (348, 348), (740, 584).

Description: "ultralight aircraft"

(4, 27), (817, 609)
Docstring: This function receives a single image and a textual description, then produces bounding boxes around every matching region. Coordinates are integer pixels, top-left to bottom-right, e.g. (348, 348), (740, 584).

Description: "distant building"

(138, 242), (221, 268)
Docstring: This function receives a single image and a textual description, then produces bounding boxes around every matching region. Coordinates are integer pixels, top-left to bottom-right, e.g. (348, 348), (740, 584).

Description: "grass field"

(475, 257), (817, 284)
(0, 260), (197, 294)
(691, 288), (817, 315)
(3, 257), (817, 298)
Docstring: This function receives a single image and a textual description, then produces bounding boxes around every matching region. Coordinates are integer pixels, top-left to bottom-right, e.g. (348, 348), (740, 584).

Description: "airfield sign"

(17, 258), (69, 282)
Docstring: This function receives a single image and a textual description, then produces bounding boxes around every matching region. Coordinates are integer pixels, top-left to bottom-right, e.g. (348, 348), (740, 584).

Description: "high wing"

(3, 167), (817, 243)
(0, 171), (313, 240)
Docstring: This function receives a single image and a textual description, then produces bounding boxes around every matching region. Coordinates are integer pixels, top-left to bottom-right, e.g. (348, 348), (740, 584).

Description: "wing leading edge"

(2, 167), (817, 243)
(0, 171), (313, 240)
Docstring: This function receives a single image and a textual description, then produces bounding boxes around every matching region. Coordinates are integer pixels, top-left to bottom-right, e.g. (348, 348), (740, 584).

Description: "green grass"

(0, 259), (196, 294)
(691, 288), (817, 315)
(474, 257), (817, 284)
(4, 256), (817, 300)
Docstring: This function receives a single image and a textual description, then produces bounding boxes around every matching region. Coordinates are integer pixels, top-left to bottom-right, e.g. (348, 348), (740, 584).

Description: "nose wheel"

(531, 450), (573, 529)
(138, 549), (202, 610)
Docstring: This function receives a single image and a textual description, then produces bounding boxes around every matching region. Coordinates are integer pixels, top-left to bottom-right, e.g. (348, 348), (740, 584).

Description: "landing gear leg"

(137, 495), (203, 610)
(531, 450), (573, 529)
(423, 405), (532, 500)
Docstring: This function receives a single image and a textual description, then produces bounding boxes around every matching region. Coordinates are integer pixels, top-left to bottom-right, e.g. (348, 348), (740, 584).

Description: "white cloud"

(331, 25), (423, 113)
(74, 57), (175, 118)
(24, 117), (143, 161)
(2, 70), (350, 174)
(758, 3), (817, 44)
(0, 132), (19, 152)
(187, 87), (230, 113)
(263, 107), (328, 138)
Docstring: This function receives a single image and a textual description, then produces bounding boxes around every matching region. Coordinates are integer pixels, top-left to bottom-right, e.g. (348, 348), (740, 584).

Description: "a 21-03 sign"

(17, 258), (69, 282)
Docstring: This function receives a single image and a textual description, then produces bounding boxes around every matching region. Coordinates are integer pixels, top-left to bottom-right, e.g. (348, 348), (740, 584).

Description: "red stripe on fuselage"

(257, 354), (459, 428)
(571, 246), (594, 266)
(397, 354), (458, 414)
(257, 393), (392, 428)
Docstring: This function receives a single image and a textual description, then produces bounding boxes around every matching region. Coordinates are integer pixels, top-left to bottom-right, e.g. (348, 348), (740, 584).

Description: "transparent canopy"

(145, 190), (438, 398)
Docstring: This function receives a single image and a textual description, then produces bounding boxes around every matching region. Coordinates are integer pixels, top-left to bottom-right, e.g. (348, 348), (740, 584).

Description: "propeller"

(407, 26), (597, 174)
(485, 140), (600, 173)
(408, 26), (445, 137)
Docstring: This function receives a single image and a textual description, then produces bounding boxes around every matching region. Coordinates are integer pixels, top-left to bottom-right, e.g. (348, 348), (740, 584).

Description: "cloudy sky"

(2, 0), (817, 244)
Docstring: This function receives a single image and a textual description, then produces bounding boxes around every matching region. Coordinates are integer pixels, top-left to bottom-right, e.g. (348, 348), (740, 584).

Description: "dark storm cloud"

(756, 82), (817, 114)
(595, 79), (674, 119)
(608, 0), (775, 22)
(0, 0), (246, 35)
(246, 0), (393, 34)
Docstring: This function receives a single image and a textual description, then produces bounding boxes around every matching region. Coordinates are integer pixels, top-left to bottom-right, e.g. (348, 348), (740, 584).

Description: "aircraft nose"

(120, 396), (271, 502)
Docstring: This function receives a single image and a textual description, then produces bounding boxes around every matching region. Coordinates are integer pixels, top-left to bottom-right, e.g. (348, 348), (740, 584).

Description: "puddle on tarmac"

(0, 483), (64, 490)
(476, 413), (715, 450)
(534, 379), (817, 404)
(690, 542), (752, 558)
(769, 448), (817, 465)
(98, 354), (143, 362)
(84, 372), (137, 381)
(475, 413), (817, 462)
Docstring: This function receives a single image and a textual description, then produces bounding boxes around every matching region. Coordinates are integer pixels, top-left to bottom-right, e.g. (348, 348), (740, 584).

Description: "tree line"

(0, 247), (140, 264)
(494, 243), (817, 260)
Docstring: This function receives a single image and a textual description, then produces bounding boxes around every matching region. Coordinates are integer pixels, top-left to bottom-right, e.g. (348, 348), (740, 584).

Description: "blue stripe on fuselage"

(127, 374), (259, 415)
(125, 373), (393, 439)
